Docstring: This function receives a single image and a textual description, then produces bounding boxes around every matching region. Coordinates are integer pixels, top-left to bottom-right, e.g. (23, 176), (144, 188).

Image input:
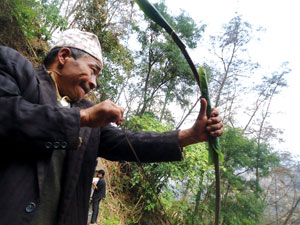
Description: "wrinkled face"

(55, 49), (102, 102)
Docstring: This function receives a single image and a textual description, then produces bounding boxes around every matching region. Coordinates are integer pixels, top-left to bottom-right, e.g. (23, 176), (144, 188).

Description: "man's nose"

(89, 75), (97, 89)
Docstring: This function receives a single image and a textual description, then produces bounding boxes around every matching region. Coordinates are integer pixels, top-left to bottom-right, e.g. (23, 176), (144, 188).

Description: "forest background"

(0, 0), (299, 224)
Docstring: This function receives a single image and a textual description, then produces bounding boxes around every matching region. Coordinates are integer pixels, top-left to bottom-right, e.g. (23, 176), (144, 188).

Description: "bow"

(134, 0), (223, 224)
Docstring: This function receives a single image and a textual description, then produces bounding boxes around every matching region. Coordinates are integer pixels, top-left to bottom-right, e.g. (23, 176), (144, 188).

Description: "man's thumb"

(198, 98), (208, 120)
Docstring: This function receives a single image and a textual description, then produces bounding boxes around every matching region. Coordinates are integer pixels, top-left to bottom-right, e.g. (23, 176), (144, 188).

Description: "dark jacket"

(0, 46), (182, 225)
(92, 178), (106, 200)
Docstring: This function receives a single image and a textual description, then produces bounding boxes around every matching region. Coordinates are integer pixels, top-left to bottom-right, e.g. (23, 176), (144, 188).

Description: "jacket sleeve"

(97, 179), (105, 191)
(0, 46), (80, 152)
(98, 125), (183, 163)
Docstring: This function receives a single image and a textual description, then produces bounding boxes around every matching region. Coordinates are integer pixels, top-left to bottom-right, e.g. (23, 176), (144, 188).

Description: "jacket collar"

(35, 65), (58, 106)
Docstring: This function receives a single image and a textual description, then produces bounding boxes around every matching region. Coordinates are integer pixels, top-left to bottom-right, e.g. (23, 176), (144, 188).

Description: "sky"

(152, 0), (300, 156)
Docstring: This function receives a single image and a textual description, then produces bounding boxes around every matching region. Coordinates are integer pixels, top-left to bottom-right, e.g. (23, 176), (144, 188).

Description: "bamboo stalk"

(198, 67), (223, 225)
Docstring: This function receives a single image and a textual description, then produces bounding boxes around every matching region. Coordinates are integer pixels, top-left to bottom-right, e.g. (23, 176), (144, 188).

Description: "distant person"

(90, 170), (106, 225)
(90, 175), (99, 199)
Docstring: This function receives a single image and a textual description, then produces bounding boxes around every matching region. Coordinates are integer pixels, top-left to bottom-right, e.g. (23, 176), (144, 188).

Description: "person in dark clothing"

(0, 29), (223, 225)
(90, 170), (106, 225)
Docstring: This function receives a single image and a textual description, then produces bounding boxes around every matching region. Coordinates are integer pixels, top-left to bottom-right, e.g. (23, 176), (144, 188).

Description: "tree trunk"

(283, 196), (300, 225)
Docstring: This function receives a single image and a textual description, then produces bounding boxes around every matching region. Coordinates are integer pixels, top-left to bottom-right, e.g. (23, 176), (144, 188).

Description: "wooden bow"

(134, 0), (223, 224)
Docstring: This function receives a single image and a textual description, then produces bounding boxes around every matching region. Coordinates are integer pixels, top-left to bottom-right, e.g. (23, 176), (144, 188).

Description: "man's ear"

(57, 48), (73, 66)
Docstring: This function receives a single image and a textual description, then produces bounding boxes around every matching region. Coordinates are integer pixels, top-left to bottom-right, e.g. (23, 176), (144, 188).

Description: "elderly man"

(0, 29), (223, 225)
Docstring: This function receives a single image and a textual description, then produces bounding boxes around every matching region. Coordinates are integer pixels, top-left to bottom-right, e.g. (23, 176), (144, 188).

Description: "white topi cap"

(51, 29), (103, 65)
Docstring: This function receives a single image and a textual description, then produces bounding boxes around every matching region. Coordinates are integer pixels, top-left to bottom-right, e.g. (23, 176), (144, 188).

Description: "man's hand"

(178, 98), (223, 147)
(92, 182), (98, 190)
(80, 99), (125, 127)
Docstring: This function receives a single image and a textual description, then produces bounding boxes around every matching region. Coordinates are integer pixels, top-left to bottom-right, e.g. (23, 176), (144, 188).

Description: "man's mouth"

(81, 85), (90, 95)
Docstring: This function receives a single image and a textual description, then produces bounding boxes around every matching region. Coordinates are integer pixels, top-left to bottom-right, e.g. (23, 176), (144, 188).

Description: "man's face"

(98, 173), (103, 178)
(56, 50), (102, 102)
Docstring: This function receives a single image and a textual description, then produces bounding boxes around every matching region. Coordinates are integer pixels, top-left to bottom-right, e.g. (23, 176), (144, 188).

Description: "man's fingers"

(115, 105), (125, 125)
(108, 106), (125, 125)
(206, 107), (223, 137)
(209, 129), (223, 137)
(207, 116), (222, 125)
(210, 108), (219, 116)
(207, 122), (223, 132)
(82, 99), (126, 127)
(206, 121), (223, 138)
(116, 118), (125, 126)
(207, 108), (221, 125)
